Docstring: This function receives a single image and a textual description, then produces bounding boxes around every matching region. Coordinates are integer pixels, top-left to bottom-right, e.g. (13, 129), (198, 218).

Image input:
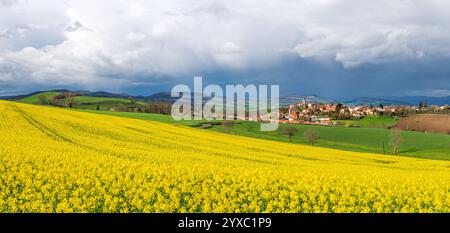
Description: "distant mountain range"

(0, 89), (179, 102)
(344, 97), (410, 106)
(0, 89), (72, 100)
(282, 95), (450, 106)
(1, 90), (449, 106)
(344, 96), (450, 106)
(386, 96), (450, 106)
(279, 95), (338, 106)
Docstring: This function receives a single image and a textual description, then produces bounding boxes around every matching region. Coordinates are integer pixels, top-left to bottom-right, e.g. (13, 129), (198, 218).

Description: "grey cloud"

(1, 0), (450, 94)
(0, 24), (48, 38)
(0, 0), (18, 7)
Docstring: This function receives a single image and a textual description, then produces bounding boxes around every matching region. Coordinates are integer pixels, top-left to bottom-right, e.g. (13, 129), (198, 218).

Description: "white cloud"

(218, 42), (242, 55)
(126, 32), (147, 43)
(213, 42), (245, 68)
(1, 0), (450, 92)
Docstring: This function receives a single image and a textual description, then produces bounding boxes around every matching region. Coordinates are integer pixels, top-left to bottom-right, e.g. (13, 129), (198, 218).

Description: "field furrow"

(0, 101), (449, 213)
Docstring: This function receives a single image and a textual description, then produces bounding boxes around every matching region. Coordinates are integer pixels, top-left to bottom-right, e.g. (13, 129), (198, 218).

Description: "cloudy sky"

(1, 0), (450, 99)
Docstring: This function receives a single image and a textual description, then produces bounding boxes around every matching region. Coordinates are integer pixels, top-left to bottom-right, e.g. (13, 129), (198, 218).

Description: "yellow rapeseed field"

(0, 101), (449, 213)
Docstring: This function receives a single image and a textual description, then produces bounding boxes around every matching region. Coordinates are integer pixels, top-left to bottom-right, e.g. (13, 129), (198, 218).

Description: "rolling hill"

(0, 101), (449, 213)
(280, 95), (337, 106)
(0, 89), (71, 100)
(3, 90), (450, 106)
(17, 91), (148, 110)
(345, 96), (450, 106)
(344, 97), (409, 106)
(10, 91), (450, 161)
(73, 108), (450, 161)
(388, 96), (450, 106)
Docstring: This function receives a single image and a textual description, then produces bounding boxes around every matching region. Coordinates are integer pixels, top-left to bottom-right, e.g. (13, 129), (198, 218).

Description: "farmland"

(209, 121), (450, 161)
(0, 101), (449, 213)
(334, 116), (400, 128)
(17, 93), (450, 161)
(393, 114), (450, 134)
(19, 92), (63, 104)
(74, 109), (450, 161)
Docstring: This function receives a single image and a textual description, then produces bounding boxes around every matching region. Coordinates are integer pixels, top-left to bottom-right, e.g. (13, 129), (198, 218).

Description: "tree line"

(37, 93), (173, 115)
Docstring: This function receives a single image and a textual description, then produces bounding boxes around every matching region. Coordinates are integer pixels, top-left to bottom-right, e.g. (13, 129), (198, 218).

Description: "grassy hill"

(1, 101), (449, 213)
(71, 96), (147, 110)
(19, 91), (62, 104)
(334, 116), (400, 128)
(18, 91), (147, 110)
(209, 121), (450, 161)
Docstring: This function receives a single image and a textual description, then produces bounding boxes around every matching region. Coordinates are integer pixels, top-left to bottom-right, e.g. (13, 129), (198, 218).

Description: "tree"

(281, 125), (298, 142)
(333, 103), (346, 119)
(389, 129), (403, 155)
(64, 92), (77, 108)
(335, 103), (344, 113)
(128, 96), (136, 108)
(303, 129), (319, 145)
(96, 105), (100, 111)
(37, 95), (49, 105)
(49, 96), (59, 106)
(222, 121), (234, 133)
(144, 102), (172, 115)
(419, 101), (424, 111)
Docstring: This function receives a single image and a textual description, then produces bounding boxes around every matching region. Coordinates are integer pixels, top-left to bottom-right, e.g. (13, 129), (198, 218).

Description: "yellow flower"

(0, 101), (449, 213)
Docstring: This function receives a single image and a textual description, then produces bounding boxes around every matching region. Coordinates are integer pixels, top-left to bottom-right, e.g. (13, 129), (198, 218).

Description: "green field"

(72, 96), (147, 110)
(19, 92), (62, 104)
(210, 121), (450, 161)
(334, 116), (400, 128)
(74, 108), (450, 161)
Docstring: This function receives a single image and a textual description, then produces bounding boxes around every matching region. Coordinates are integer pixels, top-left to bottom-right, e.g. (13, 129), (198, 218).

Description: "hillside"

(1, 101), (449, 213)
(19, 91), (63, 104)
(0, 89), (71, 100)
(280, 95), (337, 106)
(345, 96), (450, 106)
(389, 96), (450, 106)
(4, 90), (450, 106)
(73, 109), (450, 161)
(1, 90), (175, 102)
(18, 91), (147, 110)
(334, 116), (399, 128)
(14, 92), (450, 161)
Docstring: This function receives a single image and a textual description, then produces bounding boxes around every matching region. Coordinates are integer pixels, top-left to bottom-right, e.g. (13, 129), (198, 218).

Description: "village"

(277, 98), (450, 126)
